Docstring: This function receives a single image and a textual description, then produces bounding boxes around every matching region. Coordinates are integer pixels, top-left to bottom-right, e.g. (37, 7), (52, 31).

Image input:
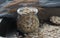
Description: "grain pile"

(50, 16), (60, 24)
(40, 23), (60, 38)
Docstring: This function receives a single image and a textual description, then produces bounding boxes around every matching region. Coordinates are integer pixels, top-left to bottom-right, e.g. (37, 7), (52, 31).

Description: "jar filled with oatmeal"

(17, 7), (39, 33)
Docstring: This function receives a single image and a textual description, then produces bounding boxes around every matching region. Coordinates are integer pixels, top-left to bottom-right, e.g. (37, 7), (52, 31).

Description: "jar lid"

(17, 7), (38, 15)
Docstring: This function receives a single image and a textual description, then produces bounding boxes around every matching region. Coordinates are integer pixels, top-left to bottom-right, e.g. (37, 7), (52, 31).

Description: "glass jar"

(17, 7), (39, 33)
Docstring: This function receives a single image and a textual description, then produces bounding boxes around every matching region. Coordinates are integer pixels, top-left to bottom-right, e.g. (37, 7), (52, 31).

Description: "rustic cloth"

(39, 0), (60, 7)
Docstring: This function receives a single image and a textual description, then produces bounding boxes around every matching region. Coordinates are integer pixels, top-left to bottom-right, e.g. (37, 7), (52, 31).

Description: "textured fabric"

(0, 0), (12, 7)
(0, 0), (6, 4)
(39, 0), (60, 7)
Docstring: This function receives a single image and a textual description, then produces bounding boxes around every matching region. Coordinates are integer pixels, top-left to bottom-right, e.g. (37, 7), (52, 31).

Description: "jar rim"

(17, 7), (38, 15)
